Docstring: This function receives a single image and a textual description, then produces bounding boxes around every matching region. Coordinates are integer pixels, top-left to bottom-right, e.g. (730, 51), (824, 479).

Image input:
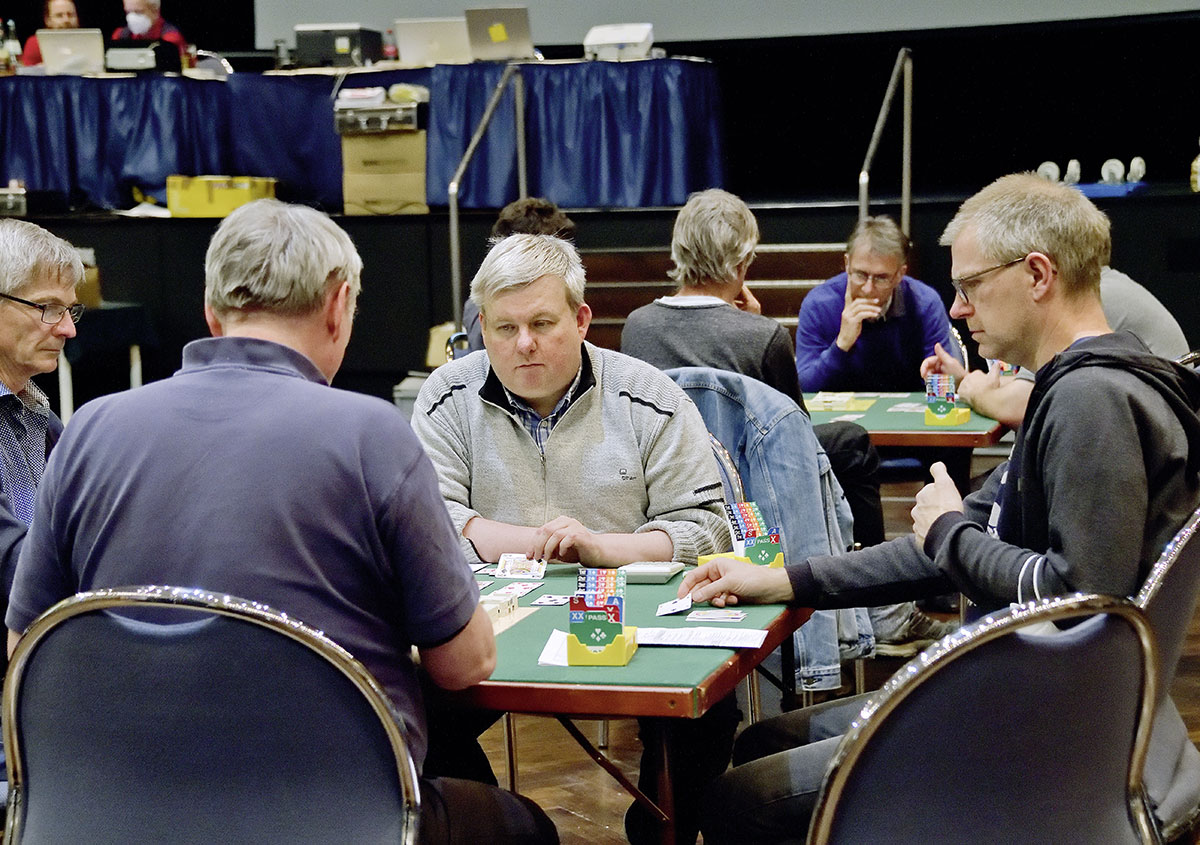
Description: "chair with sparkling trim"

(808, 594), (1159, 845)
(4, 585), (420, 845)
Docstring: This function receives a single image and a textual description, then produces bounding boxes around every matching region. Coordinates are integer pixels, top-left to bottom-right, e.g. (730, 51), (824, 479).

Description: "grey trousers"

(699, 693), (872, 844)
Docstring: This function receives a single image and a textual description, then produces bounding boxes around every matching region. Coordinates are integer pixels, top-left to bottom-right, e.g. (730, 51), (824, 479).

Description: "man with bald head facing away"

(6, 200), (558, 844)
(678, 173), (1200, 843)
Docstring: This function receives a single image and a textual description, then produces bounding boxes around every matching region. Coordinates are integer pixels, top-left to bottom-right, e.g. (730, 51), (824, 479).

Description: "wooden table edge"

(453, 606), (812, 719)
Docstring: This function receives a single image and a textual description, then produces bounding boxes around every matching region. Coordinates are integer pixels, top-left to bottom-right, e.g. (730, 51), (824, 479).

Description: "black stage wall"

(28, 188), (1200, 407)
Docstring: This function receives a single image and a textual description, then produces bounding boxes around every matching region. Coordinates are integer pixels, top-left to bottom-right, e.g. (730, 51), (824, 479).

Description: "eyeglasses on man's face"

(949, 255), (1028, 303)
(0, 292), (85, 325)
(846, 269), (898, 289)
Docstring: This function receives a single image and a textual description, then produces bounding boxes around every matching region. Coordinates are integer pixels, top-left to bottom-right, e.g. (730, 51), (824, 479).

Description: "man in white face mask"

(111, 0), (187, 60)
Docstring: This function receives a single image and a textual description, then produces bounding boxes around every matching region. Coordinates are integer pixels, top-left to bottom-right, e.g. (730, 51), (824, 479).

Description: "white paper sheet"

(637, 626), (767, 648)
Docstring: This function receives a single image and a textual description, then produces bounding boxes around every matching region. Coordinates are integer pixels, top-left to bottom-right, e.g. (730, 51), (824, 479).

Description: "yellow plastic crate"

(166, 175), (277, 218)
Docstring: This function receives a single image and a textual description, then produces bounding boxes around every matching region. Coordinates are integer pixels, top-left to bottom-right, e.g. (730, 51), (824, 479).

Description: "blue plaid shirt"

(0, 379), (51, 525)
(501, 365), (584, 454)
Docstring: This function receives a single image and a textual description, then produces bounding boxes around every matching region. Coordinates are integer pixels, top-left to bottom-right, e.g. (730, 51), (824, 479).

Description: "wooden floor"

(479, 454), (1200, 843)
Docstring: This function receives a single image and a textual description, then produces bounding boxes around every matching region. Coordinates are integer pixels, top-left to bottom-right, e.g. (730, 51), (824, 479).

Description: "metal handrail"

(448, 63), (528, 332)
(858, 48), (913, 235)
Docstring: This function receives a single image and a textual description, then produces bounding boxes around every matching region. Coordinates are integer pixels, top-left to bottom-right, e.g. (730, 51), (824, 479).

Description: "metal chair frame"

(808, 593), (1160, 844)
(3, 585), (421, 845)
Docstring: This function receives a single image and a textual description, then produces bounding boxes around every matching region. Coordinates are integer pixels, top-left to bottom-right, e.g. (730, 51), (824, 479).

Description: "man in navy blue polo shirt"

(5, 199), (557, 845)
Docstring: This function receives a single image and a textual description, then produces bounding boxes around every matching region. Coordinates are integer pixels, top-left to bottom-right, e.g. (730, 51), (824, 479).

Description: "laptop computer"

(464, 7), (536, 62)
(393, 18), (472, 68)
(37, 28), (105, 75)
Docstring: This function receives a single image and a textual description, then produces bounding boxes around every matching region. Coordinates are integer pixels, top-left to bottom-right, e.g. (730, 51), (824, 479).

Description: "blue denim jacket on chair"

(665, 367), (873, 690)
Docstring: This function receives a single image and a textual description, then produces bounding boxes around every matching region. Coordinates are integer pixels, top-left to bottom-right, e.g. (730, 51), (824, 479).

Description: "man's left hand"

(530, 516), (604, 564)
(911, 461), (964, 546)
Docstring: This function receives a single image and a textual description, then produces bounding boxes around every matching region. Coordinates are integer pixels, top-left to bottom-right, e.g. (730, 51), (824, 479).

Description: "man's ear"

(325, 281), (353, 340)
(576, 302), (592, 340)
(1026, 252), (1057, 301)
(203, 303), (224, 337)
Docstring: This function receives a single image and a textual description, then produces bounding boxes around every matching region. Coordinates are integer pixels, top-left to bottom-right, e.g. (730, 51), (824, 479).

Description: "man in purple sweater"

(795, 215), (950, 393)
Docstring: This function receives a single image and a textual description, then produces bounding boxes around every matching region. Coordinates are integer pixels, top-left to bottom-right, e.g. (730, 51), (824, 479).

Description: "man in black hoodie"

(680, 172), (1200, 843)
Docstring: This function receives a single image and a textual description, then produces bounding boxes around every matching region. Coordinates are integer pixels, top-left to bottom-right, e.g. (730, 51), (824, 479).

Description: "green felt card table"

(805, 391), (1005, 448)
(457, 565), (808, 719)
(451, 564), (810, 844)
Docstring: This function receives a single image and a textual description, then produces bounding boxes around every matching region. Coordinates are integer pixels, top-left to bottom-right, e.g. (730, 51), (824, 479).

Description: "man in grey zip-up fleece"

(414, 233), (727, 568)
(413, 233), (733, 845)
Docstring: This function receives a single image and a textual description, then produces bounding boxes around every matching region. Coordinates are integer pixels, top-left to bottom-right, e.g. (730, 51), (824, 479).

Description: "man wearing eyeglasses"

(795, 215), (951, 393)
(0, 220), (82, 618)
(674, 173), (1200, 843)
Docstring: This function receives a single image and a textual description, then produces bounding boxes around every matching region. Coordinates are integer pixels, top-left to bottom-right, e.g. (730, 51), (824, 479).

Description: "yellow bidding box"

(342, 130), (429, 216)
(166, 175), (276, 218)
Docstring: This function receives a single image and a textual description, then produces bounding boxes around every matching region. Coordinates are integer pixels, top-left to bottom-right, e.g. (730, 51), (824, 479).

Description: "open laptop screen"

(37, 28), (105, 75)
(464, 7), (536, 62)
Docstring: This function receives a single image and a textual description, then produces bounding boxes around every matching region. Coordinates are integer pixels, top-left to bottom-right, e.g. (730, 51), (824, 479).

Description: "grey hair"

(668, 189), (759, 288)
(845, 215), (909, 262)
(471, 233), (586, 313)
(940, 172), (1110, 296)
(0, 219), (84, 296)
(205, 199), (362, 317)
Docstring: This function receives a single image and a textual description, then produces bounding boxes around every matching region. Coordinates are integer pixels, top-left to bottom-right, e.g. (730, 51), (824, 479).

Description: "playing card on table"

(687, 609), (747, 622)
(531, 594), (571, 606)
(496, 553), (546, 579)
(490, 581), (542, 598)
(656, 595), (693, 616)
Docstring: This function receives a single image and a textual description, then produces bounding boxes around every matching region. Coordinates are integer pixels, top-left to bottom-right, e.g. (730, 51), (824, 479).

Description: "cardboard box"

(167, 176), (276, 218)
(78, 266), (102, 309)
(341, 130), (428, 215)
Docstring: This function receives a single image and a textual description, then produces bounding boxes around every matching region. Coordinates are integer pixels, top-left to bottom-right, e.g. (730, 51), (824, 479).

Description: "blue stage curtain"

(521, 58), (725, 208)
(426, 62), (518, 208)
(0, 60), (723, 212)
(0, 75), (229, 209)
(426, 58), (725, 209)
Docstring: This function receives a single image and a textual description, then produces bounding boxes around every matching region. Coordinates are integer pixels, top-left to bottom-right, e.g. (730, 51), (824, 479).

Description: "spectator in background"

(20, 0), (80, 66)
(795, 215), (950, 393)
(112, 0), (187, 60)
(462, 197), (576, 352)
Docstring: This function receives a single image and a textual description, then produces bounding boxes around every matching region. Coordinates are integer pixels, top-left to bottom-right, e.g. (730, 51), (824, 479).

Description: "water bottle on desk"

(3, 20), (19, 66)
(0, 22), (12, 75)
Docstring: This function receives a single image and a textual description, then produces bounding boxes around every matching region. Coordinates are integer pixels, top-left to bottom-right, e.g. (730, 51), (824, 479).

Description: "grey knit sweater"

(413, 342), (729, 564)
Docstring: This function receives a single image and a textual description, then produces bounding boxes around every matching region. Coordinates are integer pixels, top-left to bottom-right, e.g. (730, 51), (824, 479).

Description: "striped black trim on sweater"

(425, 382), (470, 415)
(618, 390), (673, 418)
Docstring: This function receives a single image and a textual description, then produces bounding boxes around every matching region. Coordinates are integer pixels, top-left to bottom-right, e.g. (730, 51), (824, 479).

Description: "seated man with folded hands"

(412, 233), (731, 844)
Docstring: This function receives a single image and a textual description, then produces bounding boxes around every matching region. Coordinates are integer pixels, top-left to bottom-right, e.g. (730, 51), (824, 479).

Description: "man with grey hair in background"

(6, 200), (558, 844)
(413, 233), (731, 844)
(677, 172), (1200, 842)
(112, 0), (188, 59)
(0, 220), (82, 615)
